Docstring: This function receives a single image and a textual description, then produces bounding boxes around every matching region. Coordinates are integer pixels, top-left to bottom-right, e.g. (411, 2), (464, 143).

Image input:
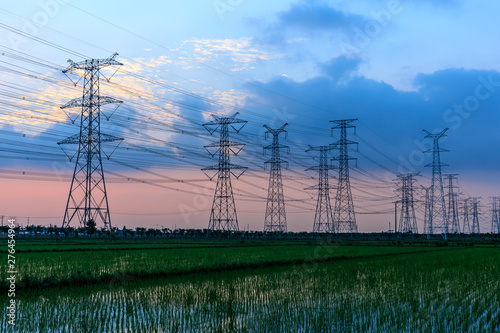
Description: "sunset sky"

(0, 0), (499, 232)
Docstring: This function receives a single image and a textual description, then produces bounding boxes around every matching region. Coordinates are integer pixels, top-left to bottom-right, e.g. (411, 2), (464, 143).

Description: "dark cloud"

(241, 63), (500, 175)
(255, 1), (365, 46)
(276, 1), (365, 32)
(320, 55), (363, 81)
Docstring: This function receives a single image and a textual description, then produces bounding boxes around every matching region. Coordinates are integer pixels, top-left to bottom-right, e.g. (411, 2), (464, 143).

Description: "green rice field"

(1, 239), (499, 332)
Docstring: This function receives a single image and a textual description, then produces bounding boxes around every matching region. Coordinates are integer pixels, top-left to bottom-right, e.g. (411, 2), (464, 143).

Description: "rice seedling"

(1, 246), (497, 332)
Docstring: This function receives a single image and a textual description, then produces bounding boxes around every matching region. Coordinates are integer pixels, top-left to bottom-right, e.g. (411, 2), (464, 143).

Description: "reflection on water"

(1, 253), (498, 332)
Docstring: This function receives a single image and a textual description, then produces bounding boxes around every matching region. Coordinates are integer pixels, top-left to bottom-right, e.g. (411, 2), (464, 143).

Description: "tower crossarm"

(61, 96), (122, 109)
(63, 52), (122, 73)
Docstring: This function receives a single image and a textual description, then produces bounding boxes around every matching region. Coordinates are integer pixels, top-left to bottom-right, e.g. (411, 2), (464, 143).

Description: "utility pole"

(471, 197), (480, 233)
(58, 53), (123, 231)
(423, 128), (449, 239)
(331, 119), (358, 233)
(263, 123), (289, 233)
(444, 174), (460, 233)
(306, 145), (334, 233)
(396, 173), (419, 233)
(202, 112), (247, 232)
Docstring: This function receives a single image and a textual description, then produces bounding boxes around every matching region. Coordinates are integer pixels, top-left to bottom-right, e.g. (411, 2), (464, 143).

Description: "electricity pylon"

(423, 187), (430, 235)
(58, 53), (123, 230)
(462, 198), (471, 234)
(423, 128), (449, 239)
(491, 197), (500, 234)
(396, 173), (419, 233)
(331, 119), (358, 233)
(444, 174), (460, 233)
(471, 197), (480, 233)
(263, 123), (289, 233)
(202, 113), (247, 232)
(306, 146), (334, 233)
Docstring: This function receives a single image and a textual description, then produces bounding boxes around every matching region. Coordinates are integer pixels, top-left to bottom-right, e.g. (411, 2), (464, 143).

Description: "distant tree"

(136, 227), (146, 238)
(146, 228), (157, 238)
(123, 227), (132, 238)
(86, 219), (97, 236)
(26, 225), (35, 237)
(61, 227), (73, 237)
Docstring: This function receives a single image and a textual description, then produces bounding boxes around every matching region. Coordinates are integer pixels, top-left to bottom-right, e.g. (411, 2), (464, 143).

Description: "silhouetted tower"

(491, 197), (500, 234)
(331, 119), (358, 233)
(423, 187), (430, 235)
(263, 123), (289, 233)
(397, 173), (419, 233)
(423, 128), (449, 239)
(471, 197), (480, 233)
(462, 198), (471, 234)
(202, 113), (247, 232)
(306, 146), (334, 232)
(58, 53), (123, 230)
(445, 174), (460, 233)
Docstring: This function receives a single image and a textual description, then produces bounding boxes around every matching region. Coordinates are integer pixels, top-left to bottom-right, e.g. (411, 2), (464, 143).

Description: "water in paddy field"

(1, 255), (499, 332)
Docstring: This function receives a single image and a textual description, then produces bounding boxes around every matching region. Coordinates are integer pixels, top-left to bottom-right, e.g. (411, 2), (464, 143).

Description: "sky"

(0, 0), (499, 233)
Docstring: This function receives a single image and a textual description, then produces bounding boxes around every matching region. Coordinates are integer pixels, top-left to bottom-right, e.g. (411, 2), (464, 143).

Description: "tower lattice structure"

(331, 119), (358, 233)
(423, 187), (430, 235)
(491, 197), (500, 234)
(202, 113), (247, 232)
(396, 173), (419, 233)
(462, 198), (471, 234)
(306, 146), (334, 233)
(263, 123), (289, 233)
(58, 53), (123, 230)
(471, 197), (480, 233)
(423, 128), (449, 239)
(445, 174), (460, 233)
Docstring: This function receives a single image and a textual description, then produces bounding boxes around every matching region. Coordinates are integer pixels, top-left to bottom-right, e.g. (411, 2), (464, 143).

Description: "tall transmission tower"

(471, 197), (480, 233)
(263, 123), (289, 233)
(462, 198), (471, 234)
(202, 113), (247, 232)
(58, 53), (123, 230)
(306, 146), (334, 233)
(423, 187), (430, 235)
(491, 197), (500, 234)
(423, 128), (449, 239)
(396, 173), (419, 233)
(445, 174), (460, 233)
(331, 119), (358, 233)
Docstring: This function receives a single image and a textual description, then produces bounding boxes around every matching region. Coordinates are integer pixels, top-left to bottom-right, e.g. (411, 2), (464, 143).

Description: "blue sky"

(0, 0), (499, 232)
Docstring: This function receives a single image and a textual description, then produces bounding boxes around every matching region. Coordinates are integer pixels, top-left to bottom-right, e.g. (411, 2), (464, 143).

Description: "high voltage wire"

(0, 18), (424, 221)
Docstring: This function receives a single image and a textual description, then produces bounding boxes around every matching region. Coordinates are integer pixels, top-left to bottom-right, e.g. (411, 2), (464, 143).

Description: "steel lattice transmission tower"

(263, 123), (289, 233)
(491, 197), (500, 234)
(462, 198), (471, 234)
(202, 113), (247, 232)
(396, 173), (419, 233)
(58, 53), (123, 230)
(306, 146), (334, 233)
(423, 187), (430, 235)
(471, 197), (481, 233)
(423, 128), (449, 239)
(445, 174), (460, 233)
(331, 119), (358, 233)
